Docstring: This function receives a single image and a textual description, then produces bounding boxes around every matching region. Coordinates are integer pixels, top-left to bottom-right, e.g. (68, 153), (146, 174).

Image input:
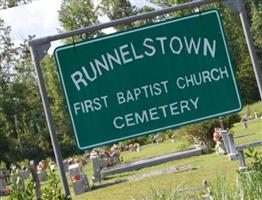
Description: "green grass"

(71, 117), (261, 200)
(230, 118), (262, 145)
(239, 101), (262, 116)
(75, 153), (239, 200)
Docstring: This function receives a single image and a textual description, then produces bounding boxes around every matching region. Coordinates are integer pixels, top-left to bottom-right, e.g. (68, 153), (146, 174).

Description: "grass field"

(70, 117), (261, 200)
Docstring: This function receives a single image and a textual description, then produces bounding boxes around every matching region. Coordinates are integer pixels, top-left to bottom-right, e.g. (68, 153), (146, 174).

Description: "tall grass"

(131, 149), (262, 200)
(131, 171), (262, 200)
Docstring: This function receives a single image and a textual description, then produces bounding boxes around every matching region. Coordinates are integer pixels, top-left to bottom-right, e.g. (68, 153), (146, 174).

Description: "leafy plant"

(245, 147), (262, 172)
(41, 169), (69, 200)
(8, 180), (34, 200)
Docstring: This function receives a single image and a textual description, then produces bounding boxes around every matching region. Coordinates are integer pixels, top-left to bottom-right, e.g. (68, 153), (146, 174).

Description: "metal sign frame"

(29, 0), (262, 198)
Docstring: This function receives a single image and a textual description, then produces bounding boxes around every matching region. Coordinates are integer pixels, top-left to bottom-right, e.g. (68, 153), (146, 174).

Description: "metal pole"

(30, 0), (217, 46)
(239, 0), (262, 100)
(29, 45), (71, 199)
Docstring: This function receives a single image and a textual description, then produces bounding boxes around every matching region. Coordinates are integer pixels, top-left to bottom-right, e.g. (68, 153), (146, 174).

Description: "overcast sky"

(0, 0), (158, 52)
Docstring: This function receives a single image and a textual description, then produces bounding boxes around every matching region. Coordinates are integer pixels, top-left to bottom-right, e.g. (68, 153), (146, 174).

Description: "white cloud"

(0, 0), (62, 46)
(0, 0), (159, 53)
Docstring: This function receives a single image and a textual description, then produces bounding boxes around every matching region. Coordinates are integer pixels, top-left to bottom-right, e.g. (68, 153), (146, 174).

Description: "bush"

(182, 114), (240, 148)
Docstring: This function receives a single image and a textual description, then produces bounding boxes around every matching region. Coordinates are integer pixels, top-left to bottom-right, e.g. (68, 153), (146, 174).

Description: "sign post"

(55, 10), (241, 149)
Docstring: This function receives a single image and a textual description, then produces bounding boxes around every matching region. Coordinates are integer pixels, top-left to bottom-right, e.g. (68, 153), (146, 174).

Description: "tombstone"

(29, 160), (41, 199)
(10, 166), (17, 185)
(254, 112), (258, 119)
(221, 130), (230, 154)
(171, 134), (176, 143)
(238, 150), (247, 172)
(4, 169), (11, 184)
(20, 168), (30, 180)
(63, 160), (69, 174)
(227, 134), (238, 160)
(0, 170), (5, 194)
(16, 173), (24, 190)
(37, 170), (47, 182)
(91, 156), (102, 183)
(68, 163), (89, 195)
(215, 141), (226, 155)
(49, 161), (56, 172)
(241, 114), (248, 128)
(37, 161), (48, 182)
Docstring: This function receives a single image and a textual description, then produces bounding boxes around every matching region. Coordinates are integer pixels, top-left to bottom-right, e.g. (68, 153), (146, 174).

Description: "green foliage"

(100, 0), (139, 31)
(8, 180), (35, 200)
(181, 114), (239, 148)
(42, 55), (78, 157)
(0, 0), (32, 9)
(239, 101), (262, 116)
(7, 170), (68, 200)
(58, 0), (100, 43)
(211, 149), (262, 200)
(0, 0), (262, 168)
(41, 169), (68, 200)
(245, 147), (262, 172)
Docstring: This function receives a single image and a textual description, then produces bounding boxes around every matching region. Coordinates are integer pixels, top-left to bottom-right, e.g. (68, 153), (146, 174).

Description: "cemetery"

(0, 0), (262, 199)
(0, 106), (261, 199)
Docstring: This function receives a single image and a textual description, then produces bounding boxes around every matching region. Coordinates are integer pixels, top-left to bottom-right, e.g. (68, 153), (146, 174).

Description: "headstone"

(37, 170), (47, 182)
(238, 150), (247, 171)
(63, 160), (69, 174)
(241, 114), (248, 128)
(215, 141), (226, 155)
(29, 160), (41, 199)
(221, 130), (230, 154)
(68, 163), (89, 195)
(10, 166), (17, 185)
(227, 134), (238, 160)
(0, 170), (5, 194)
(37, 161), (48, 182)
(72, 177), (89, 195)
(91, 157), (102, 183)
(20, 169), (30, 180)
(49, 161), (56, 172)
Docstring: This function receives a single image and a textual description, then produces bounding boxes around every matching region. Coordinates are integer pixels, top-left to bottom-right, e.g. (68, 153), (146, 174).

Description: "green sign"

(54, 10), (242, 150)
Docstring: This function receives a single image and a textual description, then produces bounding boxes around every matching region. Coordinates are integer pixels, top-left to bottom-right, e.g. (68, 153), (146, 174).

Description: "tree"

(0, 18), (26, 164)
(13, 37), (54, 160)
(251, 1), (262, 63)
(100, 0), (156, 31)
(41, 55), (78, 156)
(0, 0), (32, 9)
(99, 0), (138, 31)
(58, 0), (100, 43)
(0, 18), (17, 93)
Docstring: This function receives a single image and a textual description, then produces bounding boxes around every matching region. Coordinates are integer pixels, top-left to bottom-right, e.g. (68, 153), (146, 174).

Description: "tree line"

(0, 0), (261, 167)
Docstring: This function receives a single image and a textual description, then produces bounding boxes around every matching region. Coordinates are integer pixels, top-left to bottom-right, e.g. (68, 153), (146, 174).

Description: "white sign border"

(55, 9), (242, 150)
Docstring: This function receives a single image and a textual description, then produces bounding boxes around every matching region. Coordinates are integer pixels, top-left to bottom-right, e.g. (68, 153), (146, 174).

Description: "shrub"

(182, 114), (240, 148)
